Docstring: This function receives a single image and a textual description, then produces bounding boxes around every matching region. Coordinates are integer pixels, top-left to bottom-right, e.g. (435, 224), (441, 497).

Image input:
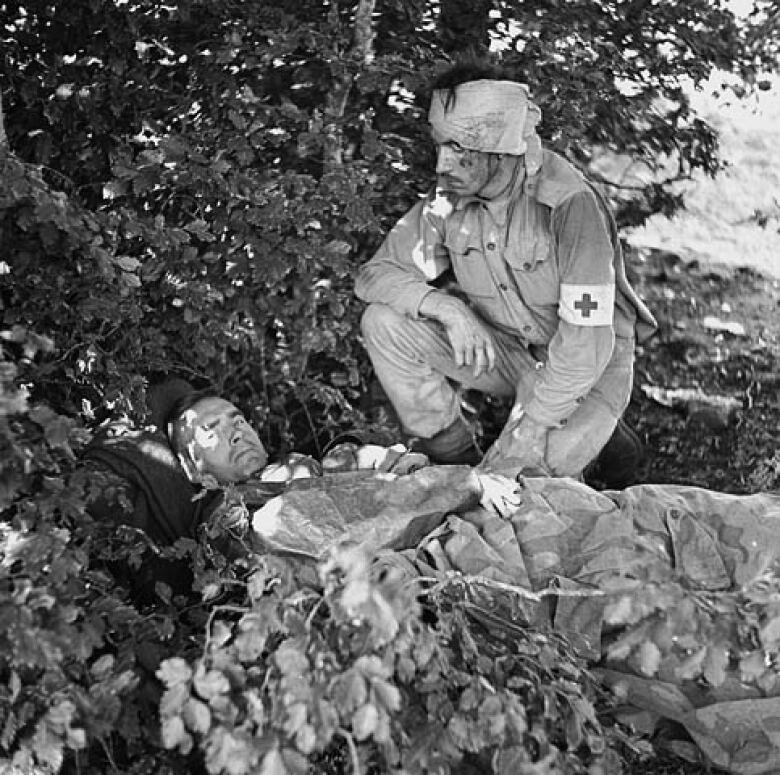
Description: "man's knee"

(545, 402), (618, 478)
(360, 303), (409, 348)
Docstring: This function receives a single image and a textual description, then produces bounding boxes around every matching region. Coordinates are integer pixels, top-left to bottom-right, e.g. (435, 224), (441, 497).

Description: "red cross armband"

(558, 283), (615, 327)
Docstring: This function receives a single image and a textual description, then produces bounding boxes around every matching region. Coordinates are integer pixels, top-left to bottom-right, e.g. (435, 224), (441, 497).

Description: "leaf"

(332, 671), (367, 713)
(247, 568), (270, 601)
(90, 653), (115, 680)
(702, 643), (729, 687)
(604, 595), (634, 625)
(66, 726), (87, 750)
(160, 683), (190, 717)
(156, 657), (193, 687)
(295, 723), (316, 755)
(161, 715), (193, 754)
(638, 640), (662, 677)
(31, 725), (64, 771)
(760, 614), (780, 649)
(675, 647), (707, 681)
(739, 651), (767, 684)
(324, 239), (351, 256)
(211, 620), (234, 649)
(121, 270), (142, 288)
(115, 256), (141, 271)
(284, 702), (307, 735)
(193, 667), (230, 701)
(28, 405), (74, 450)
(183, 697), (212, 734)
(352, 703), (379, 741)
(46, 700), (77, 732)
(259, 746), (288, 775)
(372, 677), (401, 713)
(202, 582), (222, 601)
(281, 747), (309, 775)
(275, 643), (308, 675)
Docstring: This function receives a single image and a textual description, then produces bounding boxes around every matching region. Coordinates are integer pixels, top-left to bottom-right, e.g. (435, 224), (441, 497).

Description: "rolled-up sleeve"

(524, 190), (617, 426)
(355, 193), (452, 318)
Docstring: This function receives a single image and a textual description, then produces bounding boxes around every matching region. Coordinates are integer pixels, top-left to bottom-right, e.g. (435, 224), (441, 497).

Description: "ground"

(625, 248), (779, 495)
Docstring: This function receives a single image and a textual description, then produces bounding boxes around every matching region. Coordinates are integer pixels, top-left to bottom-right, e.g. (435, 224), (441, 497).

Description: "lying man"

(355, 62), (657, 484)
(84, 381), (780, 772)
(84, 378), (522, 554)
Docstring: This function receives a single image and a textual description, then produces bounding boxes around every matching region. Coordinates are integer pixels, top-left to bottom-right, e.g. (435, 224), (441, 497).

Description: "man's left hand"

(479, 413), (552, 476)
(475, 471), (523, 518)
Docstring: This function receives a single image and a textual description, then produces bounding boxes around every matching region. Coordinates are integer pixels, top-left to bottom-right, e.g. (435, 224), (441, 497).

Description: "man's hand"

(480, 411), (552, 476)
(475, 471), (523, 518)
(420, 292), (497, 378)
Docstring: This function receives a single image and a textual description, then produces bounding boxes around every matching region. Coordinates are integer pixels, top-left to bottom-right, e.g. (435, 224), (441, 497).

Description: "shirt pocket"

(505, 233), (559, 306)
(444, 229), (496, 298)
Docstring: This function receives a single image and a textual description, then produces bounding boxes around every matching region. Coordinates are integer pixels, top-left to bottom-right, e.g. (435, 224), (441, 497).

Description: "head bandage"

(429, 79), (543, 172)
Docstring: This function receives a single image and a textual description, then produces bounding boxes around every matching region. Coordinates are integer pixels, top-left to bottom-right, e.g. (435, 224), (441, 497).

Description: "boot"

(408, 415), (483, 466)
(588, 418), (645, 489)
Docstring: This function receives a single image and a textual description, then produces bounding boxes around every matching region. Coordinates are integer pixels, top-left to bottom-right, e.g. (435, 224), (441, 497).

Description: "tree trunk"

(0, 90), (7, 150)
(323, 0), (376, 167)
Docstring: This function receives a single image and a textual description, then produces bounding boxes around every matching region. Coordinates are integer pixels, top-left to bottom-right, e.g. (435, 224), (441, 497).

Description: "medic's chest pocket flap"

(444, 230), (495, 298)
(505, 234), (558, 305)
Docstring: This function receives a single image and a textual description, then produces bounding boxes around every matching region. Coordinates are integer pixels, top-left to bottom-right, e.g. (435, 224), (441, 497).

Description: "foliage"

(603, 554), (780, 697)
(0, 346), (216, 772)
(2, 0), (777, 448)
(1, 1), (780, 773)
(1, 352), (610, 773)
(156, 543), (609, 775)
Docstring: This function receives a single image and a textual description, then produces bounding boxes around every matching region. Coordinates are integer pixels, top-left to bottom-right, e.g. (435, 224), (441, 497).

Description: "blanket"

(251, 468), (780, 774)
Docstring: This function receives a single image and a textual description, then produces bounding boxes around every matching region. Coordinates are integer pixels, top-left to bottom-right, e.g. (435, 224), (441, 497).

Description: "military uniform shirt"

(355, 150), (655, 427)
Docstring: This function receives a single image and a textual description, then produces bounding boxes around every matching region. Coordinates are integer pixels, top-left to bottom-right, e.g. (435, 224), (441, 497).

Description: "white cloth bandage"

(559, 283), (615, 327)
(429, 79), (542, 163)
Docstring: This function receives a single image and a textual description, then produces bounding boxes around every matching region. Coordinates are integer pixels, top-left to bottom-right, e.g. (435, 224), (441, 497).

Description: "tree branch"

(323, 0), (377, 167)
(0, 90), (8, 150)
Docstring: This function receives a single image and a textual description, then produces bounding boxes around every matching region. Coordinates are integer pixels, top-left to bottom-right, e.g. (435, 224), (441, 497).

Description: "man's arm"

(481, 190), (618, 472)
(524, 189), (617, 426)
(355, 194), (451, 317)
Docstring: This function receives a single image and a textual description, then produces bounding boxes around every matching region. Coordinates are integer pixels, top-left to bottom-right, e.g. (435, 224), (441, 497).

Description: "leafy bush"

(156, 543), (608, 775)
(2, 0), (775, 444)
(2, 1), (779, 772)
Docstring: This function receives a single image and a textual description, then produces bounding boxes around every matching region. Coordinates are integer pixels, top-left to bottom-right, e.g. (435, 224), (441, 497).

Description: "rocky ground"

(626, 248), (779, 496)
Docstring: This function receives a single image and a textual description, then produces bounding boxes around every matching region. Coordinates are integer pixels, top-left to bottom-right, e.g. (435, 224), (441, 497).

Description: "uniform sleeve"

(524, 190), (617, 426)
(355, 192), (452, 318)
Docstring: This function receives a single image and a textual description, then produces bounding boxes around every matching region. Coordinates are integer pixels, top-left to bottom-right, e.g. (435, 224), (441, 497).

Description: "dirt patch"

(625, 248), (780, 493)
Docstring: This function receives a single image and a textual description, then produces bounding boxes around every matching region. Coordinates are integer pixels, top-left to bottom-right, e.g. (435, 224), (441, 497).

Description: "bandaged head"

(428, 79), (542, 171)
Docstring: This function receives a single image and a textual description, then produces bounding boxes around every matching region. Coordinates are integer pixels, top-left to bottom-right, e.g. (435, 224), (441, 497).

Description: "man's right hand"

(420, 292), (497, 378)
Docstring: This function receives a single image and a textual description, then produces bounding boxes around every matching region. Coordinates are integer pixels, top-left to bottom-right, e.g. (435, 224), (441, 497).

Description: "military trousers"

(360, 302), (636, 478)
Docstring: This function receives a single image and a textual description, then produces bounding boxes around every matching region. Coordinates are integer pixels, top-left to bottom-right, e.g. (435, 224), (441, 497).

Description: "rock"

(641, 385), (742, 432)
(702, 315), (747, 337)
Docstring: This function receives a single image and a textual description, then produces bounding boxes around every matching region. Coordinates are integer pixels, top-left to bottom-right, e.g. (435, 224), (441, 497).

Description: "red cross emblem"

(574, 292), (599, 318)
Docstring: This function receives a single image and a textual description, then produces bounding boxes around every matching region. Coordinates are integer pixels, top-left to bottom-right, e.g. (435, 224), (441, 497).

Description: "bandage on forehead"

(429, 79), (541, 155)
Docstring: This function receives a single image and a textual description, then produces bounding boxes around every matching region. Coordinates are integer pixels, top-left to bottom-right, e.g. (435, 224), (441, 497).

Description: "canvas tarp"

(251, 467), (780, 774)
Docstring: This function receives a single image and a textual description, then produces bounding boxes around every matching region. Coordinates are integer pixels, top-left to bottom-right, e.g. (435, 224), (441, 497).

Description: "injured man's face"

(174, 397), (269, 483)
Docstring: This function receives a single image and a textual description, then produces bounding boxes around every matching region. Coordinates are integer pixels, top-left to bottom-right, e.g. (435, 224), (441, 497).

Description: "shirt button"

(560, 418), (568, 427)
(523, 325), (532, 332)
(523, 262), (532, 270)
(487, 242), (496, 251)
(499, 283), (508, 291)
(575, 396), (585, 404)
